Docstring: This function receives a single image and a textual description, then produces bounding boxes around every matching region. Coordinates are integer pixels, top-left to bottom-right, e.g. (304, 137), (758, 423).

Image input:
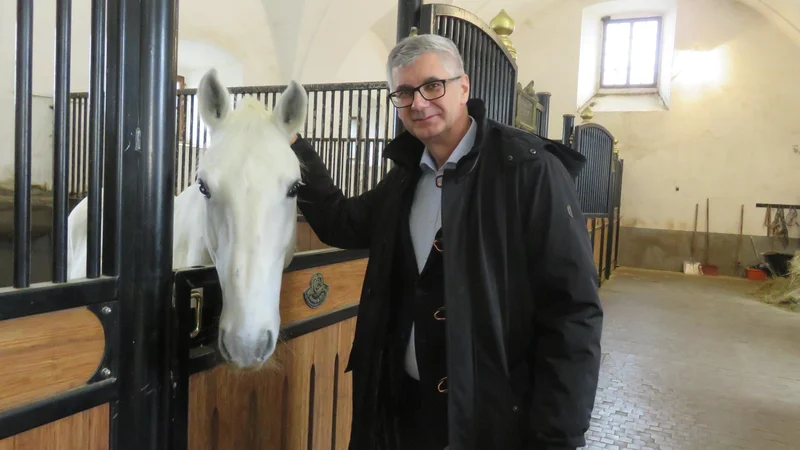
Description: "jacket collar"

(383, 98), (489, 169)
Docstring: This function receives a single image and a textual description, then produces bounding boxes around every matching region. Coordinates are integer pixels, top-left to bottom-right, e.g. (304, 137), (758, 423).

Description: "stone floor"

(580, 268), (800, 450)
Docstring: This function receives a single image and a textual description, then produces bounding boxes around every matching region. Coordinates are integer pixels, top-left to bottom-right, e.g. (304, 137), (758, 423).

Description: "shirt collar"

(419, 115), (477, 172)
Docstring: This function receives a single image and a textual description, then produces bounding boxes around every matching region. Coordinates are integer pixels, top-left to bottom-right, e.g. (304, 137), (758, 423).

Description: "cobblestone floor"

(580, 268), (800, 450)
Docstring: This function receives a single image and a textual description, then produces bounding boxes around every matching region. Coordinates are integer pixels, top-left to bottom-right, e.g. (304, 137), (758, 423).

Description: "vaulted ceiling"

(176, 0), (800, 85)
(739, 0), (800, 45)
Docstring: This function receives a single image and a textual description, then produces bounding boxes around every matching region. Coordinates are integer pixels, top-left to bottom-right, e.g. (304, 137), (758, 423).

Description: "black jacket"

(291, 99), (603, 450)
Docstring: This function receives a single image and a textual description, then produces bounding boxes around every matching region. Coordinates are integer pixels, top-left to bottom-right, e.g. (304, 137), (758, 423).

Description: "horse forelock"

(198, 94), (300, 179)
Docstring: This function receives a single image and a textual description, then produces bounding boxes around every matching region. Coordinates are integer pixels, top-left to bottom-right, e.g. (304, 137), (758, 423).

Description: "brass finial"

(614, 138), (620, 154)
(409, 27), (418, 37)
(490, 9), (516, 60)
(580, 106), (594, 122)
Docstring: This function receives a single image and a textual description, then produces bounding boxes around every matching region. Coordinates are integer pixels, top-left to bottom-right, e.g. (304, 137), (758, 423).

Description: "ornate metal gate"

(0, 0), (177, 448)
(418, 4), (519, 126)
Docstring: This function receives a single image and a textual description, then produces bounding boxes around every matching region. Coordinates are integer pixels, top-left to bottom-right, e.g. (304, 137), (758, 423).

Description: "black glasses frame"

(388, 75), (463, 108)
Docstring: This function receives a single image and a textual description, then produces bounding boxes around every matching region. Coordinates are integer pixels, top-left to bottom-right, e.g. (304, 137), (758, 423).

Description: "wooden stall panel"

(592, 221), (602, 269)
(280, 257), (367, 324)
(0, 307), (106, 411)
(334, 318), (355, 446)
(0, 403), (109, 450)
(188, 317), (357, 450)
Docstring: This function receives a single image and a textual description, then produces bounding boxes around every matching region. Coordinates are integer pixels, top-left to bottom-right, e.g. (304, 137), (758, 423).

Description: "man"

(290, 34), (603, 450)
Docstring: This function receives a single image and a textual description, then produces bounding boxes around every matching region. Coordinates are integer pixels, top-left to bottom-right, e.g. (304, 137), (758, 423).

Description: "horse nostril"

(256, 330), (275, 360)
(219, 329), (233, 361)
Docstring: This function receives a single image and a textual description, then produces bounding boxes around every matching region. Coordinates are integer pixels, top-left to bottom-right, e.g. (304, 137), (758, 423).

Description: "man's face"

(390, 52), (470, 142)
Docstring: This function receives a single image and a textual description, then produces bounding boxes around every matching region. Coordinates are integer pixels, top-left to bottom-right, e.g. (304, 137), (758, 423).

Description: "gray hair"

(386, 34), (465, 90)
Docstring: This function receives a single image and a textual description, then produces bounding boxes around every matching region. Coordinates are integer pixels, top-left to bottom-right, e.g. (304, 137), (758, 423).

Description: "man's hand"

(290, 133), (298, 144)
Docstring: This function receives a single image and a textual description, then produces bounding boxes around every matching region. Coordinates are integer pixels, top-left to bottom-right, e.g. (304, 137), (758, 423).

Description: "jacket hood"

(536, 132), (587, 180)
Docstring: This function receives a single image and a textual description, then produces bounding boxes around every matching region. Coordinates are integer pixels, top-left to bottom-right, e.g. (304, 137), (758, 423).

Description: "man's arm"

(291, 135), (391, 250)
(523, 151), (603, 450)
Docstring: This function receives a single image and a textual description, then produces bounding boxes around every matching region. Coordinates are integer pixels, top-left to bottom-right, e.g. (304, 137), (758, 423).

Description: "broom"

(683, 202), (701, 275)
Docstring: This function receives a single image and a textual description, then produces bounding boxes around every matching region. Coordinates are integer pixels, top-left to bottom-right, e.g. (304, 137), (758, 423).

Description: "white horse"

(66, 68), (307, 369)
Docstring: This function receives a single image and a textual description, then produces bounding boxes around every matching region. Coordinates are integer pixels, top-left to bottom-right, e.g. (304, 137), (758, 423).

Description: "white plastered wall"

(1, 0), (799, 246)
(509, 0), (800, 238)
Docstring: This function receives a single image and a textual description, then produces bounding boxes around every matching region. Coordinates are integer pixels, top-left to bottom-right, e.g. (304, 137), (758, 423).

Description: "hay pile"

(752, 252), (800, 312)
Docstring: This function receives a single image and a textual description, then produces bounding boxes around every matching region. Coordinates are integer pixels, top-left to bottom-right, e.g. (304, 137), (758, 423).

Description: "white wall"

(510, 0), (800, 239)
(0, 0), (92, 188)
(2, 0), (799, 249)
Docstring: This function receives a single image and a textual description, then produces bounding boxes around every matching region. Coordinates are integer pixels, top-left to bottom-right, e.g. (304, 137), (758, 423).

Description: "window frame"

(598, 16), (663, 90)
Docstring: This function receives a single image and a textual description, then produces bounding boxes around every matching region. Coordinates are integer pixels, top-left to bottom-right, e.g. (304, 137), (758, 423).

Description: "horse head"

(195, 68), (306, 369)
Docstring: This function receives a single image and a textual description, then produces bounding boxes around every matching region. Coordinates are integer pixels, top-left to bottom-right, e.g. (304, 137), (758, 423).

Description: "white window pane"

(629, 20), (659, 85)
(602, 22), (631, 86)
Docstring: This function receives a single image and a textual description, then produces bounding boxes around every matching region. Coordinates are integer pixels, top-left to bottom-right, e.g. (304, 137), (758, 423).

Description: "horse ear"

(197, 68), (230, 132)
(273, 80), (307, 139)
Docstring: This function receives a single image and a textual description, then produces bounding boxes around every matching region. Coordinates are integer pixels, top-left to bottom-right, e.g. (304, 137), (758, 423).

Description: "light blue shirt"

(404, 116), (477, 380)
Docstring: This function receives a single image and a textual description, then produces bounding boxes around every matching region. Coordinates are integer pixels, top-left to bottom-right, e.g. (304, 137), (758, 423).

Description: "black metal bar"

(115, 0), (175, 448)
(320, 90), (329, 167)
(0, 378), (117, 440)
(86, 0), (106, 279)
(327, 91), (337, 170)
(363, 89), (372, 194)
(170, 265), (193, 450)
(178, 93), (188, 191)
(536, 92), (551, 137)
(487, 38), (497, 120)
(370, 90), (381, 189)
(336, 89), (345, 188)
(109, 401), (121, 450)
(0, 276), (117, 321)
(599, 218), (606, 283)
(604, 156), (617, 280)
(562, 114), (574, 146)
(312, 90), (319, 149)
(613, 160), (624, 268)
(382, 93), (392, 177)
(70, 95), (78, 194)
(345, 90), (354, 196)
(397, 0), (422, 42)
(355, 90), (364, 196)
(52, 0), (71, 283)
(473, 32), (483, 101)
(14, 0), (33, 288)
(82, 95), (89, 196)
(480, 34), (490, 108)
(103, 0), (122, 278)
(188, 94), (196, 190)
(76, 97), (84, 195)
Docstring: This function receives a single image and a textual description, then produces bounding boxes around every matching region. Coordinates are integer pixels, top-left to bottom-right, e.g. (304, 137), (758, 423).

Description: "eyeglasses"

(388, 75), (463, 108)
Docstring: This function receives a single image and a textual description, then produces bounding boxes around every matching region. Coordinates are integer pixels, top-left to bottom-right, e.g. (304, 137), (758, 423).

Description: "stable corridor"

(581, 268), (800, 450)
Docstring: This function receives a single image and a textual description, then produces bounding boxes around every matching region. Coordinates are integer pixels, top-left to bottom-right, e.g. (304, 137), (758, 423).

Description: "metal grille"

(419, 4), (518, 126)
(573, 123), (615, 215)
(535, 92), (551, 137)
(70, 81), (398, 198)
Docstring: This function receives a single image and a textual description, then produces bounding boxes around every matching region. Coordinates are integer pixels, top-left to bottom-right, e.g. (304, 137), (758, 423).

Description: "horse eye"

(287, 181), (301, 198)
(198, 179), (211, 198)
